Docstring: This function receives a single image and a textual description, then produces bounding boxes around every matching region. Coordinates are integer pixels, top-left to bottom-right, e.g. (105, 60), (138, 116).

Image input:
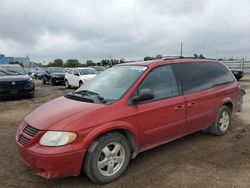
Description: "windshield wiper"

(74, 90), (106, 103)
(5, 70), (24, 75)
(65, 92), (95, 103)
(0, 70), (11, 75)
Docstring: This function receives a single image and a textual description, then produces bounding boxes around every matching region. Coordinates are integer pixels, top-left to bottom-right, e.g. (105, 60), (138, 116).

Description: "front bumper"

(17, 140), (85, 179)
(0, 81), (34, 97)
(51, 77), (64, 84)
(0, 88), (34, 97)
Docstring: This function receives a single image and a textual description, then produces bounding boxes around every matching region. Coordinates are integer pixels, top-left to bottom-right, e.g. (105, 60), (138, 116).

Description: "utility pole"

(180, 42), (183, 57)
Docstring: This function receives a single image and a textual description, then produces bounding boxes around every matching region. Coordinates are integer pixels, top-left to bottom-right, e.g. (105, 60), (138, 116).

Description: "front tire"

(49, 79), (54, 86)
(42, 77), (46, 84)
(208, 106), (231, 136)
(84, 132), (131, 184)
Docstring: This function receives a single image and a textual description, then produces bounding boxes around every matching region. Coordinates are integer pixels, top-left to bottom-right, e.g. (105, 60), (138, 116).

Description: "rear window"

(172, 62), (235, 94)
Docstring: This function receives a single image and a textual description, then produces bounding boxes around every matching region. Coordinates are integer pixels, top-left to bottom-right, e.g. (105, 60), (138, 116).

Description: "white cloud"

(0, 0), (250, 62)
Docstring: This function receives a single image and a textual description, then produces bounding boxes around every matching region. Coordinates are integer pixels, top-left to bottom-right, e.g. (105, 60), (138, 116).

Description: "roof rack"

(162, 56), (216, 61)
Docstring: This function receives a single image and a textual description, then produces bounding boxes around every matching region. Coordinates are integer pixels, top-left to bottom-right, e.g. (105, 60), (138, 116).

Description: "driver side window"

(73, 70), (79, 76)
(138, 65), (179, 100)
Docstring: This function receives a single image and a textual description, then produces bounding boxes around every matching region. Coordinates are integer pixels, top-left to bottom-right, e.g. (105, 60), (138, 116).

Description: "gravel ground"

(0, 77), (250, 188)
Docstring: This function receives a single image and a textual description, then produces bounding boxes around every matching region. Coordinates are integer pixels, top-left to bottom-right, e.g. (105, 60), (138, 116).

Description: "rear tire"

(79, 81), (83, 87)
(28, 93), (34, 98)
(208, 106), (231, 136)
(65, 80), (71, 89)
(84, 132), (131, 184)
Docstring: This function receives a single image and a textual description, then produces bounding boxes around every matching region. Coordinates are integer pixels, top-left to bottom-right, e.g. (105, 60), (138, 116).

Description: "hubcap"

(97, 142), (125, 176)
(219, 111), (230, 132)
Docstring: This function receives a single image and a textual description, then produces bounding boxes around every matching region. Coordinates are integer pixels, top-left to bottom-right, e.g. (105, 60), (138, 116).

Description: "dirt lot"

(0, 77), (250, 188)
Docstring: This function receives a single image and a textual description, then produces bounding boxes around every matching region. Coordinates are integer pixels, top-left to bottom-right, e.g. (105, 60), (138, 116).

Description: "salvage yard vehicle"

(64, 67), (97, 88)
(0, 64), (34, 98)
(16, 58), (240, 184)
(42, 67), (65, 85)
(230, 69), (244, 81)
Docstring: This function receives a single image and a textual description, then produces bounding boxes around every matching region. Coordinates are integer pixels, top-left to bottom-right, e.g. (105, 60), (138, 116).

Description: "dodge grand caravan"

(16, 58), (240, 183)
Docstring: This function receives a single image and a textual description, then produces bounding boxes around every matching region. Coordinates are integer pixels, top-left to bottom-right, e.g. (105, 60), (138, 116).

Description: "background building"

(0, 54), (30, 67)
(0, 54), (14, 64)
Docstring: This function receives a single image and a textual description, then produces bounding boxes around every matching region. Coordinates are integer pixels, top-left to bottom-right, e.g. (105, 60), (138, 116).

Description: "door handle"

(174, 105), (185, 111)
(187, 102), (197, 108)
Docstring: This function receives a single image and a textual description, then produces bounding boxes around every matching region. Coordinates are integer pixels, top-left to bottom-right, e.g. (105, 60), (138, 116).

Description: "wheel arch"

(223, 101), (233, 112)
(221, 97), (233, 112)
(82, 122), (140, 159)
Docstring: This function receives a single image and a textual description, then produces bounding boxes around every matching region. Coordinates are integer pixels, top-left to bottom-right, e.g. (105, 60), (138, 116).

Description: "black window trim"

(171, 61), (235, 95)
(129, 64), (182, 105)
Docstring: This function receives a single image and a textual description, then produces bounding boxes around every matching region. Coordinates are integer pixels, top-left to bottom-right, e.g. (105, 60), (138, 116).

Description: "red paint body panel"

(16, 58), (240, 179)
(184, 88), (217, 134)
(137, 96), (186, 151)
(17, 142), (85, 178)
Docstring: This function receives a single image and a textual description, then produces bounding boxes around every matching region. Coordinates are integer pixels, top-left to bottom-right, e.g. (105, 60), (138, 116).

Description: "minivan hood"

(0, 75), (30, 82)
(25, 96), (106, 131)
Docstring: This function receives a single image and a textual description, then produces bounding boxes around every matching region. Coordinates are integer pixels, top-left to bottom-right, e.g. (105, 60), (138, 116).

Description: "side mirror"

(132, 88), (154, 103)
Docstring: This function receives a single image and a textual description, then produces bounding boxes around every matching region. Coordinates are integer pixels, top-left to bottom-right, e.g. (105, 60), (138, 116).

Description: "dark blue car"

(0, 64), (35, 98)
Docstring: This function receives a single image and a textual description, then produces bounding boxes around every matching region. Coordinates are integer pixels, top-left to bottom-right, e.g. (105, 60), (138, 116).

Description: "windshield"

(0, 65), (26, 76)
(93, 66), (105, 72)
(48, 67), (65, 73)
(74, 65), (147, 102)
(79, 68), (98, 75)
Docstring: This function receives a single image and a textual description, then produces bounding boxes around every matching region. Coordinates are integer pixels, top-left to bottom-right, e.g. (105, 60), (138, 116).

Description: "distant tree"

(86, 60), (96, 66)
(101, 59), (110, 67)
(144, 56), (155, 61)
(64, 59), (81, 67)
(119, 58), (126, 64)
(54, 59), (63, 67)
(155, 54), (163, 59)
(199, 54), (205, 59)
(194, 54), (199, 58)
(111, 59), (119, 65)
(47, 59), (63, 67)
(9, 61), (24, 67)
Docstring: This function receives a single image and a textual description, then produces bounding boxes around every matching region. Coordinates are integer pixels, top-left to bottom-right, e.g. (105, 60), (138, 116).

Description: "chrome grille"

(0, 80), (28, 90)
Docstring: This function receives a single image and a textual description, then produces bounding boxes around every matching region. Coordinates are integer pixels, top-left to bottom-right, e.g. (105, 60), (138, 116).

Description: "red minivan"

(16, 58), (240, 183)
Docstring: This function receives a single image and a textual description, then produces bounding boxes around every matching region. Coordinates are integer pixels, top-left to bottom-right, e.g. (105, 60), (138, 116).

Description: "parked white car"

(64, 67), (98, 88)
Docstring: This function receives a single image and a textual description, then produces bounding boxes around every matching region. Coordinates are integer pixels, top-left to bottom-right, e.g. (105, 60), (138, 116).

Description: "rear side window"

(172, 62), (234, 94)
(138, 65), (179, 100)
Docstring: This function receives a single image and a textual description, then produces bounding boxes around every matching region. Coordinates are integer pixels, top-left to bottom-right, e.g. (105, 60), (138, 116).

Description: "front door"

(135, 65), (186, 151)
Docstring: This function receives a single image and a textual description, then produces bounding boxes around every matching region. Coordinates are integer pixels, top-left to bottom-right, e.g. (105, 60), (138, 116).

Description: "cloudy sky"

(0, 0), (250, 63)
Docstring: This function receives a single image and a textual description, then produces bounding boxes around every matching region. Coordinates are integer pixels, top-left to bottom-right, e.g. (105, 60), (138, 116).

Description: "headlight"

(39, 131), (77, 146)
